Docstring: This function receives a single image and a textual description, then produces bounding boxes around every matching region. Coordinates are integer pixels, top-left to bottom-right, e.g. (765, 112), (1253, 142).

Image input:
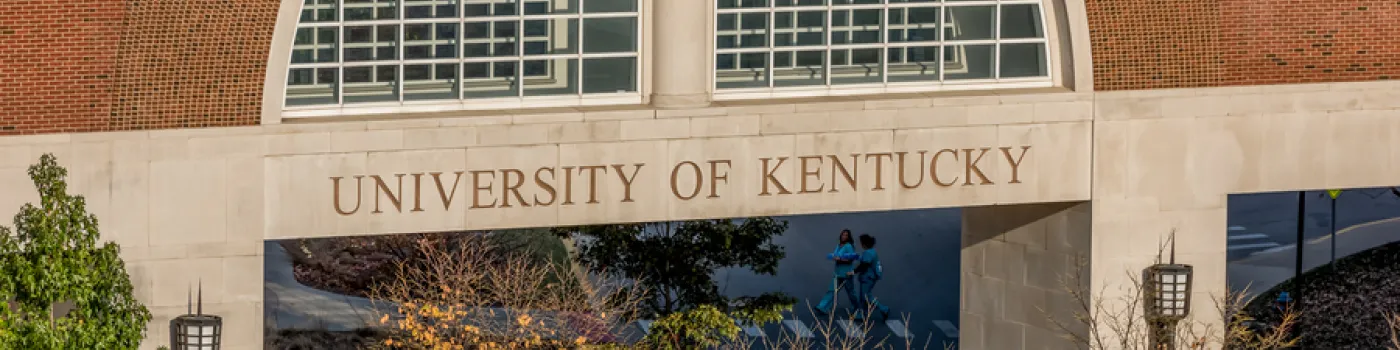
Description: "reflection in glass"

(405, 23), (459, 60)
(773, 50), (825, 87)
(300, 0), (338, 22)
(404, 63), (460, 101)
(523, 58), (578, 96)
(716, 53), (770, 89)
(831, 9), (881, 45)
(831, 48), (882, 85)
(524, 0), (579, 15)
(344, 0), (398, 21)
(523, 18), (578, 55)
(405, 0), (458, 18)
(582, 57), (637, 94)
(889, 7), (939, 42)
(464, 21), (518, 57)
(464, 0), (518, 17)
(888, 46), (940, 82)
(1001, 4), (1044, 39)
(344, 25), (398, 62)
(943, 44), (994, 80)
(286, 68), (338, 106)
(945, 6), (995, 41)
(717, 13), (770, 49)
(463, 61), (520, 98)
(583, 0), (636, 13)
(343, 65), (399, 103)
(583, 17), (637, 53)
(999, 43), (1047, 78)
(774, 11), (825, 47)
(717, 0), (769, 9)
(292, 27), (338, 64)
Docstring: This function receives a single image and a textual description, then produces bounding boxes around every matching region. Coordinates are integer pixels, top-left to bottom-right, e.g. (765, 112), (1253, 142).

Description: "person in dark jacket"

(815, 229), (861, 316)
(849, 233), (890, 321)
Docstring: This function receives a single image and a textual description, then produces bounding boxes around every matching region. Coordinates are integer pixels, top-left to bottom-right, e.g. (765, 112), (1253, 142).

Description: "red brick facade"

(1088, 0), (1400, 90)
(0, 0), (279, 135)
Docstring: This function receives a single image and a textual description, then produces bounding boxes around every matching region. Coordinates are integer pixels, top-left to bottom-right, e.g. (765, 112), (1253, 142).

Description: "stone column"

(961, 202), (1091, 350)
(649, 0), (711, 109)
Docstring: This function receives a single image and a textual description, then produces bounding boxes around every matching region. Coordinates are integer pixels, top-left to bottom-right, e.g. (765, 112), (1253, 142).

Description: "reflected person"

(815, 229), (861, 316)
(851, 233), (890, 321)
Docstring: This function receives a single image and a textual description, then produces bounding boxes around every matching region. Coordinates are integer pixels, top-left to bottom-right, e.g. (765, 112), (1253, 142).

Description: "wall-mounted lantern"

(169, 281), (222, 350)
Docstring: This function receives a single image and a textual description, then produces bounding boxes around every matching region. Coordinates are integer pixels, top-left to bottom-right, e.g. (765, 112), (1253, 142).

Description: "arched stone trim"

(260, 0), (306, 125)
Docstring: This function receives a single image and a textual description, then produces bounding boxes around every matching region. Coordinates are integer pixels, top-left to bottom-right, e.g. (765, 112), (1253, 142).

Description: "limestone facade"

(0, 81), (1398, 349)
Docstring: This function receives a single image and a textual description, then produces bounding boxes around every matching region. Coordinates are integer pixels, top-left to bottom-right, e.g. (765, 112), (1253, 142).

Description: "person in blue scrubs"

(851, 233), (890, 321)
(815, 229), (860, 316)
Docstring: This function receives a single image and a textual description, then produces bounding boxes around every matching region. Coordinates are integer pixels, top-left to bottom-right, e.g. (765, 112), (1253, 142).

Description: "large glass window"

(286, 0), (640, 112)
(714, 0), (1050, 96)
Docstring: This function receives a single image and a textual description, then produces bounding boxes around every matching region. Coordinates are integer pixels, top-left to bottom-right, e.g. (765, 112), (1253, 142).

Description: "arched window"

(284, 0), (641, 117)
(714, 0), (1050, 99)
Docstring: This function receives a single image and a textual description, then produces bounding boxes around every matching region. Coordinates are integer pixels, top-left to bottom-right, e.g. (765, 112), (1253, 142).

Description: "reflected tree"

(552, 218), (795, 327)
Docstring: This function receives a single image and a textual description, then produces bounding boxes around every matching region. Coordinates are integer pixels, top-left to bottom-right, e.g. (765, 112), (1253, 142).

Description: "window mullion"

(337, 0), (345, 104)
(517, 0), (526, 98)
(937, 3), (945, 82)
(881, 1), (889, 86)
(576, 7), (584, 97)
(824, 2), (832, 87)
(398, 0), (406, 103)
(768, 5), (776, 89)
(993, 1), (1002, 81)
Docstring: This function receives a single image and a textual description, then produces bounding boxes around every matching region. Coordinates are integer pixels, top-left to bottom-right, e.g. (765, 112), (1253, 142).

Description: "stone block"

(403, 126), (480, 149)
(549, 121), (623, 143)
(331, 130), (404, 153)
(690, 115), (761, 137)
(477, 124), (554, 146)
(149, 159), (228, 246)
(621, 118), (690, 140)
(265, 132), (331, 156)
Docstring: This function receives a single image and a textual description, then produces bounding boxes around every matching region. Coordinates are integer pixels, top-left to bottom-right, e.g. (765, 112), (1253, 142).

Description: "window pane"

(523, 18), (578, 55)
(464, 61), (520, 98)
(1000, 4), (1044, 39)
(831, 9), (881, 45)
(464, 21), (518, 57)
(888, 46), (939, 82)
(773, 50), (825, 87)
(582, 57), (637, 93)
(889, 7), (940, 42)
(1000, 43), (1047, 78)
(343, 25), (398, 62)
(524, 0), (579, 14)
(405, 23), (459, 59)
(776, 0), (824, 6)
(945, 6), (995, 41)
(717, 0), (768, 9)
(583, 17), (636, 53)
(286, 68), (338, 106)
(292, 28), (339, 63)
(344, 0), (398, 21)
(522, 58), (578, 96)
(831, 48), (881, 85)
(344, 66), (399, 103)
(716, 53), (770, 89)
(301, 0), (338, 22)
(717, 13), (770, 49)
(774, 11), (824, 47)
(405, 0), (458, 18)
(583, 0), (636, 13)
(943, 44), (994, 80)
(405, 64), (459, 100)
(465, 0), (518, 17)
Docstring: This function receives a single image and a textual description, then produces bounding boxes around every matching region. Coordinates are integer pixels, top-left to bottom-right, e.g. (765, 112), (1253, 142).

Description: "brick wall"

(1087, 0), (1400, 91)
(0, 0), (279, 135)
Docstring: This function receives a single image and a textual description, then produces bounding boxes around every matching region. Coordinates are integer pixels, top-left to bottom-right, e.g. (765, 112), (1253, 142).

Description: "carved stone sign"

(329, 146), (1031, 216)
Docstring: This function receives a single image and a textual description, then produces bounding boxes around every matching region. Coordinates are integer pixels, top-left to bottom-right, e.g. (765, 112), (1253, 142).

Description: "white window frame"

(283, 0), (643, 119)
(713, 0), (1053, 101)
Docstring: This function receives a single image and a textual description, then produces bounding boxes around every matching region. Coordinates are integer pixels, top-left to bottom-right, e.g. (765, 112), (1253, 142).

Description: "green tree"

(643, 305), (740, 349)
(0, 154), (152, 349)
(552, 218), (795, 327)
